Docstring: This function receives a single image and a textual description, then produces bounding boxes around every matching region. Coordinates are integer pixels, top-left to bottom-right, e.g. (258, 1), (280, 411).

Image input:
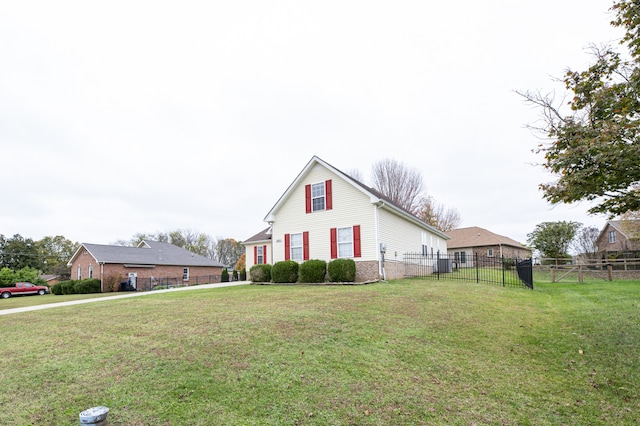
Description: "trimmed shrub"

(221, 269), (230, 282)
(60, 280), (76, 295)
(232, 269), (239, 281)
(271, 260), (299, 283)
(74, 279), (101, 294)
(299, 259), (327, 283)
(50, 282), (63, 295)
(328, 258), (356, 282)
(250, 264), (271, 282)
(239, 268), (247, 281)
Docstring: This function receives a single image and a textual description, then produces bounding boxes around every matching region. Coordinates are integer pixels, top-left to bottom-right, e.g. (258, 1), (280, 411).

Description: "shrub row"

(250, 258), (356, 283)
(51, 279), (101, 295)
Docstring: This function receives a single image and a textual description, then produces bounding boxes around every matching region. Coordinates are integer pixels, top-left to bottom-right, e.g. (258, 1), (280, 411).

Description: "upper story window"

(609, 230), (617, 243)
(305, 180), (332, 213)
(311, 182), (325, 211)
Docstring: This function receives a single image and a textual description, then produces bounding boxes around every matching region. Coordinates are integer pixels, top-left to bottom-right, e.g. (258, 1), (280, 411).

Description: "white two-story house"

(244, 156), (449, 282)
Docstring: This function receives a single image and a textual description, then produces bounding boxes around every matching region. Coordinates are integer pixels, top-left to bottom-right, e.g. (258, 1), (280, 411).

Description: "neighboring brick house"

(446, 226), (531, 267)
(41, 274), (62, 286)
(596, 220), (640, 256)
(67, 240), (224, 292)
(244, 156), (450, 282)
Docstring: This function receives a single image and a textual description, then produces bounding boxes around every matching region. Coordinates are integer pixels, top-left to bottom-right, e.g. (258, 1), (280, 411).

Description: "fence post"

(578, 265), (583, 283)
(551, 267), (555, 283)
(436, 251), (440, 280)
(475, 253), (479, 283)
(501, 255), (505, 287)
(607, 264), (613, 281)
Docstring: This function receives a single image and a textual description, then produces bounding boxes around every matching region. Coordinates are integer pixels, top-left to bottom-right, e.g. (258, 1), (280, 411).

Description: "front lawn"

(0, 279), (638, 425)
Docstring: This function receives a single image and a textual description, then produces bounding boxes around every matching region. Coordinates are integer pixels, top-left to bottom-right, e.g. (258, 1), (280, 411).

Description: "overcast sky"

(0, 0), (624, 247)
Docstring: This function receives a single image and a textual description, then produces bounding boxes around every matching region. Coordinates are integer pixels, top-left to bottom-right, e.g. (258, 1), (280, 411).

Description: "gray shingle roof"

(243, 227), (272, 244)
(79, 240), (224, 267)
(446, 227), (528, 250)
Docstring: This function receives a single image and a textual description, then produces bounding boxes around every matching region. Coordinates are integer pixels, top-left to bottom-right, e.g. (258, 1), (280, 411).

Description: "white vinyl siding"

(378, 208), (447, 260)
(271, 164), (377, 263)
(244, 241), (271, 273)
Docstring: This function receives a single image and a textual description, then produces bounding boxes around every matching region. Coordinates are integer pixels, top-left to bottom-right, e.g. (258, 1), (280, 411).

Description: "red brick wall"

(69, 252), (222, 291)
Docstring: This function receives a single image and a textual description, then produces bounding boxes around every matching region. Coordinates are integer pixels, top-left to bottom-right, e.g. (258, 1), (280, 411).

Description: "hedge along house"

(67, 240), (225, 292)
(244, 156), (449, 282)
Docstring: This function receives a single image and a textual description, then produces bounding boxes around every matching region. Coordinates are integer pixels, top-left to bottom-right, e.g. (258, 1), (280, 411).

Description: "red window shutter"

(325, 179), (333, 210)
(303, 232), (309, 260)
(305, 184), (312, 213)
(353, 225), (361, 258)
(263, 245), (267, 264)
(284, 234), (291, 260)
(330, 228), (337, 259)
(254, 246), (258, 264)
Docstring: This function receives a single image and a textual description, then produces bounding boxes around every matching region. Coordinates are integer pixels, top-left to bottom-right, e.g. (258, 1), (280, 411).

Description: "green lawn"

(1, 279), (638, 425)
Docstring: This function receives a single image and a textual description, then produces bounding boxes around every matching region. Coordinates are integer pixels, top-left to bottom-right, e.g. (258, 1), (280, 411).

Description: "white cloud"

(0, 0), (621, 245)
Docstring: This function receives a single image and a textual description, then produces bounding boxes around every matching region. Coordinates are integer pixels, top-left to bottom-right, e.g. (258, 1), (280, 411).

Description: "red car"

(0, 282), (49, 299)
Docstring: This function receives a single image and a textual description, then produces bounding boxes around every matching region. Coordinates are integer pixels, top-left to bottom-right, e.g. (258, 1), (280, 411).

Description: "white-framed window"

(88, 265), (93, 278)
(338, 227), (354, 258)
(183, 268), (189, 281)
(77, 266), (82, 280)
(609, 231), (616, 243)
(311, 182), (326, 212)
(421, 232), (429, 256)
(290, 233), (303, 260)
(488, 249), (494, 257)
(256, 246), (264, 264)
(460, 252), (467, 264)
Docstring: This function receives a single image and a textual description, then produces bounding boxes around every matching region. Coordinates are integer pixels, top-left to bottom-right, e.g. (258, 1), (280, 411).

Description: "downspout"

(100, 262), (104, 293)
(375, 201), (386, 281)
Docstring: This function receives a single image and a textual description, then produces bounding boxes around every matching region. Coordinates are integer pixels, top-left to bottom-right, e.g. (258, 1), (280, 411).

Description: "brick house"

(67, 240), (224, 292)
(596, 220), (640, 256)
(446, 226), (531, 267)
(244, 156), (450, 282)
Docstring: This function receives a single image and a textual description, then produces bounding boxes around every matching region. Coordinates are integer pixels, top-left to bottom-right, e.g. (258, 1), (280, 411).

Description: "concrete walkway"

(0, 281), (251, 316)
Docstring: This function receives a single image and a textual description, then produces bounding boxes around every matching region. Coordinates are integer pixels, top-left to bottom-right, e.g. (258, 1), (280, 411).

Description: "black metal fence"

(131, 275), (222, 292)
(403, 252), (533, 289)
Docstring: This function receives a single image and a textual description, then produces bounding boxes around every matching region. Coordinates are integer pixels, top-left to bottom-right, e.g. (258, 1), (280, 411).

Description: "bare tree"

(168, 229), (213, 257)
(371, 158), (424, 213)
(346, 168), (364, 182)
(415, 196), (461, 232)
(572, 226), (600, 260)
(214, 237), (245, 268)
(118, 229), (216, 259)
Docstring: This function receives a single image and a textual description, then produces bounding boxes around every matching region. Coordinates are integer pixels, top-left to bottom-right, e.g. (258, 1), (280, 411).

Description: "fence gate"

(516, 259), (533, 289)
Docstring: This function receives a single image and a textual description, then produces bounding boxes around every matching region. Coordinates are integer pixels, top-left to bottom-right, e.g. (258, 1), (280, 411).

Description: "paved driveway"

(0, 281), (250, 316)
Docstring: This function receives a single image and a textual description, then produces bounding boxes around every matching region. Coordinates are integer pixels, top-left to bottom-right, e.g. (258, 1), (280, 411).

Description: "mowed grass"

(1, 279), (639, 425)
